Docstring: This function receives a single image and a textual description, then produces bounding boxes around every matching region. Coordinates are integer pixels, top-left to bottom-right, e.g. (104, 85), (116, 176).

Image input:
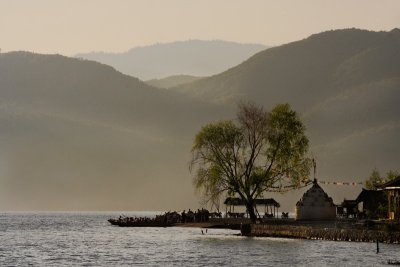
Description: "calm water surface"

(0, 212), (398, 266)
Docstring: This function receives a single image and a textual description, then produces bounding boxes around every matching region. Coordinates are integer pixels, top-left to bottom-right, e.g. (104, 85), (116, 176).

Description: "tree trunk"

(246, 200), (257, 223)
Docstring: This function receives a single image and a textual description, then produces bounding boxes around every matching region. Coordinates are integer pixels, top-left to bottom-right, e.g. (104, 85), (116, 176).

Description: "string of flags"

(317, 180), (363, 186)
(302, 179), (363, 186)
(268, 179), (363, 192)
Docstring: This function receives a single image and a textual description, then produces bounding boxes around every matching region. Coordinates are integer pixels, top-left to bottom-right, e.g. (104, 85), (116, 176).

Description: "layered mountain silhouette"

(75, 40), (267, 80)
(0, 28), (399, 211)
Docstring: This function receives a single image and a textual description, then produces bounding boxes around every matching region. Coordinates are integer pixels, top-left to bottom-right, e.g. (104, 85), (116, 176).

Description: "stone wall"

(295, 206), (336, 220)
(242, 224), (400, 243)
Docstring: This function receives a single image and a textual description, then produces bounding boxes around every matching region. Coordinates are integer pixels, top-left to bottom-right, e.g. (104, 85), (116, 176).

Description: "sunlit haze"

(1, 0), (399, 55)
(0, 1), (399, 212)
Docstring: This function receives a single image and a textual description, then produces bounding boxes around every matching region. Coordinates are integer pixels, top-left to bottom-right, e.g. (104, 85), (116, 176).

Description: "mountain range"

(0, 28), (399, 211)
(75, 40), (267, 80)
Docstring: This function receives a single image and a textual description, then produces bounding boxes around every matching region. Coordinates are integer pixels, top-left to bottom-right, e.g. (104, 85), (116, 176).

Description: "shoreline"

(107, 215), (400, 244)
(172, 219), (400, 244)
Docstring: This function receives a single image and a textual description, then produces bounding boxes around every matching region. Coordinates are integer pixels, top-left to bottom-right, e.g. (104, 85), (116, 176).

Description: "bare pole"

(312, 157), (317, 183)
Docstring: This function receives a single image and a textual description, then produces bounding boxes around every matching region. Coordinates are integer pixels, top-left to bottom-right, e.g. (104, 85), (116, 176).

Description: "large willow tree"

(190, 102), (311, 223)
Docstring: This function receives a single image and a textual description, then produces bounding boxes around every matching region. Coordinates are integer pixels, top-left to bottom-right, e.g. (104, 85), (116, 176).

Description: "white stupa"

(295, 178), (336, 220)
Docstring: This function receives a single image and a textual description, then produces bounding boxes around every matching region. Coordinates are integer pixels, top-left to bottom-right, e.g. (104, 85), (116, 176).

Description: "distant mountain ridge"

(75, 40), (268, 80)
(175, 29), (399, 106)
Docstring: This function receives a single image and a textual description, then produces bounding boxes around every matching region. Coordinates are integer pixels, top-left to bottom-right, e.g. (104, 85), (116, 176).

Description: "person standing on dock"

(181, 210), (186, 223)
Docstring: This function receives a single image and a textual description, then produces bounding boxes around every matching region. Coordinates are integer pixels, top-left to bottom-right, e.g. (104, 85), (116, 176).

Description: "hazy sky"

(1, 0), (399, 55)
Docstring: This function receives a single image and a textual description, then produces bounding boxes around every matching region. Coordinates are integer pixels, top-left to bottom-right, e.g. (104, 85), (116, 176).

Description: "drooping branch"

(190, 102), (310, 223)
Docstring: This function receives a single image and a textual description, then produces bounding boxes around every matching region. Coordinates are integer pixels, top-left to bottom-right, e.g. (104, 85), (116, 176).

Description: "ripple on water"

(1, 212), (399, 266)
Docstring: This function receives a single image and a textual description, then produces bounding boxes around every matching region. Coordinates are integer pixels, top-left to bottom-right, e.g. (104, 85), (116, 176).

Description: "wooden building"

(379, 176), (400, 220)
(337, 200), (358, 218)
(356, 189), (386, 219)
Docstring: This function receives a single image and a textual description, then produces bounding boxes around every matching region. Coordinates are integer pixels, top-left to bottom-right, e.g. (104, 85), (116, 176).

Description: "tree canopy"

(190, 102), (311, 222)
(365, 168), (399, 190)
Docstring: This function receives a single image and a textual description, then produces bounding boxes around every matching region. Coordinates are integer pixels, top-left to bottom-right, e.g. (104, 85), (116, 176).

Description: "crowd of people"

(181, 208), (214, 223)
(108, 209), (223, 227)
(109, 211), (182, 226)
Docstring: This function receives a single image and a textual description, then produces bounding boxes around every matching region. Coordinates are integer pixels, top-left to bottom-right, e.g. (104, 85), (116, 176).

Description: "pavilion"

(224, 197), (280, 218)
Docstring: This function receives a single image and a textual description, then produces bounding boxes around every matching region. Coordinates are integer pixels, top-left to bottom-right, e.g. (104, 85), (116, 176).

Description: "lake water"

(0, 212), (398, 266)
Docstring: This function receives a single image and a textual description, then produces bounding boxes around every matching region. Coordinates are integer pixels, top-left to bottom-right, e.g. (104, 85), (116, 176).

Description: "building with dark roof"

(378, 176), (400, 220)
(356, 189), (387, 219)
